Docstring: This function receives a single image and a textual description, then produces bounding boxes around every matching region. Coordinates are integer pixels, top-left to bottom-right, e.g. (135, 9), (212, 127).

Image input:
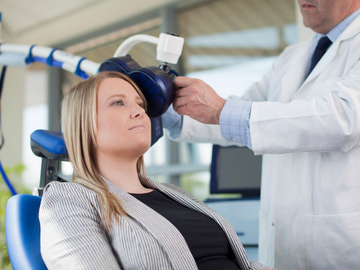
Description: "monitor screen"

(210, 145), (262, 197)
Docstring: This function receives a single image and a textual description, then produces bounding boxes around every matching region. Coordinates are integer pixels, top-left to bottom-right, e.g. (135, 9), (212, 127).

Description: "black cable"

(0, 66), (6, 149)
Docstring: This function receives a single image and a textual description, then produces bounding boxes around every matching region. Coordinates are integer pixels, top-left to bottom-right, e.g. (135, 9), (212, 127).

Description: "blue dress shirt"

(161, 104), (183, 139)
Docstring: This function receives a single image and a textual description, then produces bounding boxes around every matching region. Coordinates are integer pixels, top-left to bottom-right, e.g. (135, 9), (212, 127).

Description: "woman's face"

(95, 77), (151, 159)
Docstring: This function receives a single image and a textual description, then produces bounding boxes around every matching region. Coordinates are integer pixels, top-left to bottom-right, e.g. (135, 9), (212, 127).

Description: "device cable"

(0, 65), (17, 195)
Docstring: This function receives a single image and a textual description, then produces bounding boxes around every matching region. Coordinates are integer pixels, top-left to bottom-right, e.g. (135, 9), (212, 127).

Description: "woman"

(39, 71), (274, 270)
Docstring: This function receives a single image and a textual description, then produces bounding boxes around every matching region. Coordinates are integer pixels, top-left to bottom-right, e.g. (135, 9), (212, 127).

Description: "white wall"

(0, 67), (24, 168)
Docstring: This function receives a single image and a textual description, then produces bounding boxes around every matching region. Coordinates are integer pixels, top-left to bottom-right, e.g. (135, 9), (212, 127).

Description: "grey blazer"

(39, 175), (273, 270)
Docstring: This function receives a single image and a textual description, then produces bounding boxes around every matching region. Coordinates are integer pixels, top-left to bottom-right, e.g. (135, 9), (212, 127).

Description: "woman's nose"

(130, 103), (145, 119)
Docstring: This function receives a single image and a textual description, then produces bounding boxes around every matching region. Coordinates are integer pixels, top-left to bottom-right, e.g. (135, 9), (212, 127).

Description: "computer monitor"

(210, 145), (262, 197)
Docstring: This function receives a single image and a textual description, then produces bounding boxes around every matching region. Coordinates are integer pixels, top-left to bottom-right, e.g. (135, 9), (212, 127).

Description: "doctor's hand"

(173, 77), (226, 125)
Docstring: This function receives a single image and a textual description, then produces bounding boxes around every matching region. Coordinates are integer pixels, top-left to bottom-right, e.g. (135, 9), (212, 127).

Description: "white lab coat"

(171, 15), (360, 270)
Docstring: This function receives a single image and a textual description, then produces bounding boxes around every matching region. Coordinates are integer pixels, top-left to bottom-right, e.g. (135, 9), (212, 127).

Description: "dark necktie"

(306, 36), (332, 77)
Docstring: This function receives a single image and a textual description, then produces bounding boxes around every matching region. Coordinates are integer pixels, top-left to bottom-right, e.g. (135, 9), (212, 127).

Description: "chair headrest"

(30, 130), (68, 161)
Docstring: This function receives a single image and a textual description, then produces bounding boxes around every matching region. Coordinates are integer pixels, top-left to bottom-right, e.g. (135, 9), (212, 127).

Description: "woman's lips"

(129, 124), (147, 131)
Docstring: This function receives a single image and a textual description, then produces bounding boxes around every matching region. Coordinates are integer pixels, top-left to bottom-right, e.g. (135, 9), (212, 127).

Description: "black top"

(130, 190), (240, 270)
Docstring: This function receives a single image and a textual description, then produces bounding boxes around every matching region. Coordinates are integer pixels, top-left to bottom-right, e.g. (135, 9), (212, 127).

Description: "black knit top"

(130, 190), (240, 270)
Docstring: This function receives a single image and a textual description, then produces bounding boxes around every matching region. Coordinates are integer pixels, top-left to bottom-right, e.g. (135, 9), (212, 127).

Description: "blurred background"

(0, 0), (314, 267)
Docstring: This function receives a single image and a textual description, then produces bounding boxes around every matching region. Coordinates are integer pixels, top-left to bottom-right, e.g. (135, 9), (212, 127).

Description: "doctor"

(162, 0), (360, 269)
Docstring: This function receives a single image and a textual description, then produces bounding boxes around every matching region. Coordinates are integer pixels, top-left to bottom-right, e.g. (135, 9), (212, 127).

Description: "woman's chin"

(136, 138), (151, 153)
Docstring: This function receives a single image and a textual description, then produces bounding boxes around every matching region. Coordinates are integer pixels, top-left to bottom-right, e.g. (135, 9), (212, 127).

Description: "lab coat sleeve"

(250, 59), (360, 155)
(240, 54), (280, 102)
(39, 182), (122, 270)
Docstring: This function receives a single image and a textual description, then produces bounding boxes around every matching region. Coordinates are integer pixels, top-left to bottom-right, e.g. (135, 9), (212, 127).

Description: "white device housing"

(113, 34), (159, 58)
(114, 33), (184, 65)
(156, 33), (184, 64)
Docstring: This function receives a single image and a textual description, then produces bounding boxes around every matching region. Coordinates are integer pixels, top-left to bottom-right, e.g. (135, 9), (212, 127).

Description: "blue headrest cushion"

(30, 130), (68, 160)
(99, 56), (177, 118)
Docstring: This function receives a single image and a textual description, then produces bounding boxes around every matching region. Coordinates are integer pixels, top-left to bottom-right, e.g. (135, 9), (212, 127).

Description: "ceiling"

(0, 0), (178, 46)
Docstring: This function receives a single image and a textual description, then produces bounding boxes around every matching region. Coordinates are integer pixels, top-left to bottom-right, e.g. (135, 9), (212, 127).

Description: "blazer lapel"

(140, 175), (251, 270)
(105, 178), (198, 270)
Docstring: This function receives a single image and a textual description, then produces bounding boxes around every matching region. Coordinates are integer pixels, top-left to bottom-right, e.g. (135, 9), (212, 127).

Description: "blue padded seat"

(5, 194), (47, 270)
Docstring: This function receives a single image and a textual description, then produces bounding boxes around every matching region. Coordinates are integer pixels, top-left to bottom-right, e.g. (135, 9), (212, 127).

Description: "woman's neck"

(95, 153), (150, 193)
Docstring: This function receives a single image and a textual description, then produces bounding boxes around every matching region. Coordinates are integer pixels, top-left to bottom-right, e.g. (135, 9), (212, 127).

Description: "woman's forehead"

(98, 77), (141, 99)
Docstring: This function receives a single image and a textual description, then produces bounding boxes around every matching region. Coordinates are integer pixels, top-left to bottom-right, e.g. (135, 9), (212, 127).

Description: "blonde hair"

(62, 71), (147, 230)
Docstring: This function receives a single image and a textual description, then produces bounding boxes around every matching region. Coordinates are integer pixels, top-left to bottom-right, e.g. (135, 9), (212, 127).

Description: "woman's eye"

(112, 100), (124, 106)
(138, 103), (145, 108)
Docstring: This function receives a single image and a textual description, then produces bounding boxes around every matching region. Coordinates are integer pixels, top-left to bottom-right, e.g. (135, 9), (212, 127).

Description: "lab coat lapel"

(281, 39), (314, 102)
(301, 40), (339, 86)
(105, 178), (198, 270)
(298, 14), (360, 94)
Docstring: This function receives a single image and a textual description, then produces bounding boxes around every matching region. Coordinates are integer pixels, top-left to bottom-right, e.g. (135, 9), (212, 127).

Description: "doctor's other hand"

(173, 76), (226, 125)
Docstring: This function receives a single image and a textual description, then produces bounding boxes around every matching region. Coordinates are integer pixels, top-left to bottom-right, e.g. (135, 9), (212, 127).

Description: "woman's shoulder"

(40, 180), (102, 222)
(41, 180), (99, 206)
(44, 180), (95, 194)
(161, 182), (186, 194)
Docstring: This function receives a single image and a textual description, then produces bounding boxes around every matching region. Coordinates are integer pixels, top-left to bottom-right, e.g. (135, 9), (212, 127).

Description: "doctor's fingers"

(175, 78), (207, 98)
(174, 76), (196, 88)
(175, 84), (197, 99)
(174, 101), (197, 117)
(173, 96), (198, 111)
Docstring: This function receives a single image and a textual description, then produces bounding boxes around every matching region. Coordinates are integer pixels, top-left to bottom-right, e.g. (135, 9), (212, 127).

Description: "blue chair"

(5, 130), (68, 270)
(5, 194), (47, 270)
